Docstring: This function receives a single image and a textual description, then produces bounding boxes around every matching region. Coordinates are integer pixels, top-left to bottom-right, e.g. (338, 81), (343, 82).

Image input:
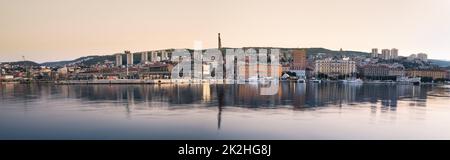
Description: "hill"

(304, 48), (370, 57)
(429, 59), (450, 67)
(5, 48), (445, 68)
(41, 55), (115, 67)
(13, 48), (372, 67)
(1, 61), (40, 67)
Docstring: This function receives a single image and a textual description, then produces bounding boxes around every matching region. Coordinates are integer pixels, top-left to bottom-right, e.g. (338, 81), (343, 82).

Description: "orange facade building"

(290, 49), (307, 70)
(406, 69), (448, 80)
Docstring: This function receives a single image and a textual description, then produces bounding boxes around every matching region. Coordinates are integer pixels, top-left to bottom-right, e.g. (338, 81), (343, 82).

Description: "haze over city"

(1, 0), (450, 62)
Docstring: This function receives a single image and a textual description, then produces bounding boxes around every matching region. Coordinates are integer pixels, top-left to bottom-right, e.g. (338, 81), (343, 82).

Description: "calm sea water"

(1, 83), (449, 140)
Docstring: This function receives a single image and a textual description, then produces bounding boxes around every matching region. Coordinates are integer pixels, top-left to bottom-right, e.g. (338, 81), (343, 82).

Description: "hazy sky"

(1, 0), (449, 62)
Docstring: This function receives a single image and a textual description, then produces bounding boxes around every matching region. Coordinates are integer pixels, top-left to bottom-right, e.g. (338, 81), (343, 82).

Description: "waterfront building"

(381, 49), (391, 60)
(238, 64), (282, 80)
(290, 49), (307, 79)
(314, 59), (356, 77)
(57, 67), (68, 75)
(291, 49), (307, 70)
(371, 48), (378, 58)
(406, 69), (447, 80)
(446, 70), (450, 79)
(362, 64), (405, 80)
(140, 63), (173, 79)
(417, 53), (428, 62)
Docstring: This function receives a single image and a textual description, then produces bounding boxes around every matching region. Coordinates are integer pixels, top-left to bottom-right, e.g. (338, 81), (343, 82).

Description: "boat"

(397, 77), (421, 85)
(310, 79), (322, 83)
(297, 79), (306, 83)
(342, 78), (363, 84)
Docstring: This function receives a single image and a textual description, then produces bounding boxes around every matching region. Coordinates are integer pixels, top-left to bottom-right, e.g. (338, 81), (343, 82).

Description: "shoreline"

(2, 79), (447, 85)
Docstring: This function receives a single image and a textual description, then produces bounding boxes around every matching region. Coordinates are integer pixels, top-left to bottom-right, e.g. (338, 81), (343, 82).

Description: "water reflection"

(1, 83), (450, 139)
(1, 83), (439, 109)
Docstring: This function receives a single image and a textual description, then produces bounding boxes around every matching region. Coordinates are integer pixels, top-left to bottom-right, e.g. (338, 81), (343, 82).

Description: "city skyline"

(1, 0), (450, 62)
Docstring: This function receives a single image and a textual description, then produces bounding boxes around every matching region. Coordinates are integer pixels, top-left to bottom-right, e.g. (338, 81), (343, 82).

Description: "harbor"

(2, 82), (450, 139)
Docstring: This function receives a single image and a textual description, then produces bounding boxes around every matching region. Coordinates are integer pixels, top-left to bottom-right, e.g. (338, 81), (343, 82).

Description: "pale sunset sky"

(0, 0), (449, 62)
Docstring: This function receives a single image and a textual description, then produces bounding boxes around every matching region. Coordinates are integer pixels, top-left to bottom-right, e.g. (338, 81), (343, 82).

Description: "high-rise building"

(390, 48), (398, 59)
(161, 51), (168, 61)
(151, 51), (158, 62)
(125, 50), (133, 65)
(381, 49), (391, 60)
(141, 52), (148, 64)
(371, 48), (378, 58)
(115, 53), (123, 67)
(417, 53), (428, 62)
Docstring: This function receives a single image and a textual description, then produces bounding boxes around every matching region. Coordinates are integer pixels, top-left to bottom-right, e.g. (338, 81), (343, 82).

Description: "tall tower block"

(115, 53), (123, 67)
(125, 50), (133, 65)
(141, 52), (148, 64)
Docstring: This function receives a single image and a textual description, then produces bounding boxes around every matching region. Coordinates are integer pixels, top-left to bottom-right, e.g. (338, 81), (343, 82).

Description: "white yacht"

(397, 77), (421, 85)
(342, 78), (363, 84)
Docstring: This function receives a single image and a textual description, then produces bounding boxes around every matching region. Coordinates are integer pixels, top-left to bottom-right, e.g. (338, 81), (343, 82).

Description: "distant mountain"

(1, 61), (40, 67)
(41, 55), (115, 67)
(304, 48), (370, 57)
(4, 48), (446, 68)
(7, 48), (372, 67)
(429, 59), (450, 67)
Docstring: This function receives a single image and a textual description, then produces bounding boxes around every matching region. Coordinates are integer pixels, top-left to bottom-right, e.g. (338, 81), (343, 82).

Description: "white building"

(315, 59), (356, 76)
(125, 51), (133, 65)
(381, 49), (391, 60)
(141, 52), (149, 64)
(371, 48), (379, 58)
(57, 67), (68, 75)
(115, 53), (123, 67)
(417, 53), (428, 62)
(390, 48), (398, 59)
(407, 54), (417, 61)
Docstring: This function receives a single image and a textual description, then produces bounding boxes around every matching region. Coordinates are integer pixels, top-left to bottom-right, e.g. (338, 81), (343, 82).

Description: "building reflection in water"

(1, 83), (444, 122)
(0, 83), (439, 109)
(2, 83), (447, 130)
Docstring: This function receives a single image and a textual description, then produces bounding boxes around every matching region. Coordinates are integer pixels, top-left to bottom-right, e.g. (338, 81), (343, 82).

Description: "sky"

(0, 0), (450, 63)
